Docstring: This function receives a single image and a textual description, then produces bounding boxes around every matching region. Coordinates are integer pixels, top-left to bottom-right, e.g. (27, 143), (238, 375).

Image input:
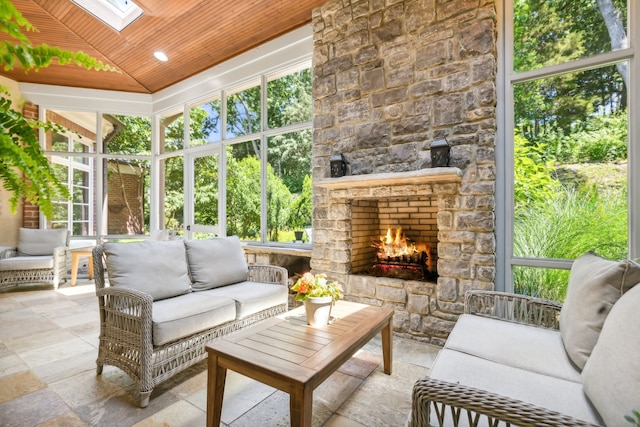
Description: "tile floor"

(0, 278), (440, 427)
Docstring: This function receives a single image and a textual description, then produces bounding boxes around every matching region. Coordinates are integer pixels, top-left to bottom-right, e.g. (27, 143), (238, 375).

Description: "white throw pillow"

(582, 284), (640, 426)
(103, 240), (191, 301)
(560, 251), (640, 370)
(184, 236), (249, 291)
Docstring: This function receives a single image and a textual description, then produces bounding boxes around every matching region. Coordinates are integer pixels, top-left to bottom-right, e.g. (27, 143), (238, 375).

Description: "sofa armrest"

(96, 286), (154, 346)
(0, 246), (17, 259)
(464, 290), (562, 330)
(411, 377), (602, 427)
(52, 245), (67, 264)
(247, 264), (288, 286)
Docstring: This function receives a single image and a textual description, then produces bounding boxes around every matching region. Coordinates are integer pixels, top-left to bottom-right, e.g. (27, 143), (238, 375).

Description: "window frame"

(178, 63), (313, 245)
(497, 0), (639, 292)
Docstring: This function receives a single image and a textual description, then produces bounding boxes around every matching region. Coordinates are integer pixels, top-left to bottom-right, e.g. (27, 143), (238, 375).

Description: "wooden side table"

(70, 246), (94, 286)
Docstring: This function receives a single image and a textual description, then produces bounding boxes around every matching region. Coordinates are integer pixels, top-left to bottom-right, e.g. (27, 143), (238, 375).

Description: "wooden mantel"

(314, 167), (462, 189)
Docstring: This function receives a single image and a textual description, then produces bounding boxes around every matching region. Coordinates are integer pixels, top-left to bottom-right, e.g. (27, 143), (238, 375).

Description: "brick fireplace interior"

(351, 196), (438, 278)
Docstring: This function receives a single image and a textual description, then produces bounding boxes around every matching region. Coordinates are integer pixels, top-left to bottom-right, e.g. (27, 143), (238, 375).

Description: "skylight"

(72, 0), (143, 32)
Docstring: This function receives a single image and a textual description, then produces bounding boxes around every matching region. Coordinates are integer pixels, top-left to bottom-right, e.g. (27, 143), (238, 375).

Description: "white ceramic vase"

(304, 296), (333, 326)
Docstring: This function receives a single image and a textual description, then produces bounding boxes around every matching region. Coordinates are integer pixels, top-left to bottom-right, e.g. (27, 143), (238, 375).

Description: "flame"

(378, 226), (416, 257)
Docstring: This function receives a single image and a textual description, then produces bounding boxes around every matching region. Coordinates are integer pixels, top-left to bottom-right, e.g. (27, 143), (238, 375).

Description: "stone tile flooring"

(0, 280), (440, 426)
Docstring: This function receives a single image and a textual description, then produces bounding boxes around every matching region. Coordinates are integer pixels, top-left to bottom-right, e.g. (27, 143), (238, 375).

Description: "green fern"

(0, 93), (69, 218)
(625, 410), (640, 427)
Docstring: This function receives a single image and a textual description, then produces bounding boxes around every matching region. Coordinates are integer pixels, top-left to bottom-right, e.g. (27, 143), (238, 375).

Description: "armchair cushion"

(185, 236), (249, 291)
(560, 251), (640, 370)
(0, 256), (54, 271)
(445, 314), (581, 383)
(582, 283), (640, 427)
(17, 228), (68, 256)
(428, 348), (603, 426)
(103, 240), (191, 301)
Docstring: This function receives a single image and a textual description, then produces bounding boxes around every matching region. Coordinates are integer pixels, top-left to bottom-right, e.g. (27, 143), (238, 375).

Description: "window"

(160, 109), (184, 152)
(226, 83), (261, 137)
(226, 140), (260, 240)
(46, 113), (95, 235)
(102, 114), (151, 235)
(43, 110), (152, 238)
(504, 0), (635, 300)
(182, 65), (313, 244)
(190, 97), (221, 146)
(267, 129), (312, 243)
(105, 158), (150, 236)
(31, 29), (312, 245)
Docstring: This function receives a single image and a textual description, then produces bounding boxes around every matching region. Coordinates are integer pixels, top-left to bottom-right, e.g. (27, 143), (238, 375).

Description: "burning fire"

(376, 226), (417, 257)
(365, 226), (436, 280)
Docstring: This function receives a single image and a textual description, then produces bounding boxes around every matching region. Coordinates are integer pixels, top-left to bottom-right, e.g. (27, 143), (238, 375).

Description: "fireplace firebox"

(367, 226), (436, 281)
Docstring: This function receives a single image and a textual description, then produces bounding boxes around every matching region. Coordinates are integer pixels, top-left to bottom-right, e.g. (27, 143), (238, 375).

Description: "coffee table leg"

(290, 383), (313, 427)
(381, 319), (393, 374)
(207, 354), (226, 427)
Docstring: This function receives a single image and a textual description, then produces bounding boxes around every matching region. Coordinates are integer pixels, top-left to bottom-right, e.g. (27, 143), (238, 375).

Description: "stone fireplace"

(310, 0), (497, 344)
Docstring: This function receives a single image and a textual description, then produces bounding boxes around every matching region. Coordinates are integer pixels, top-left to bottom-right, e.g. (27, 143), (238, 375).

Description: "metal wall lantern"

(430, 138), (450, 167)
(330, 153), (348, 177)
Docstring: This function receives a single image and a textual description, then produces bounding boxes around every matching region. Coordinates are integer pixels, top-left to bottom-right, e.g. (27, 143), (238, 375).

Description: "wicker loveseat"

(0, 228), (69, 290)
(93, 236), (288, 407)
(411, 252), (640, 427)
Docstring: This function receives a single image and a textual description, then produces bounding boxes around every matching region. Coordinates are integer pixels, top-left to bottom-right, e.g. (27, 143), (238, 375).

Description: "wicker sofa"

(411, 252), (640, 427)
(0, 228), (70, 290)
(93, 236), (289, 407)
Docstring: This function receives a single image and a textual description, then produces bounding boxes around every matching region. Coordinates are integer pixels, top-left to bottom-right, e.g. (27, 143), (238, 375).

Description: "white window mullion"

(260, 75), (268, 242)
(629, 0), (639, 260)
(495, 0), (508, 292)
(149, 114), (160, 233)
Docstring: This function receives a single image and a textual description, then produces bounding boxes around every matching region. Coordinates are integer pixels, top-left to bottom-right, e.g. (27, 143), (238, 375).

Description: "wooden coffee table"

(205, 300), (394, 427)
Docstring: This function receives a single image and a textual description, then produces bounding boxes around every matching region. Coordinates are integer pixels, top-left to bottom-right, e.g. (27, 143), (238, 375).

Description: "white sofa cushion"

(0, 256), (54, 270)
(582, 284), (640, 427)
(199, 281), (288, 319)
(152, 292), (237, 346)
(103, 240), (191, 301)
(429, 349), (604, 426)
(445, 314), (581, 383)
(17, 228), (68, 256)
(184, 236), (249, 291)
(560, 251), (640, 370)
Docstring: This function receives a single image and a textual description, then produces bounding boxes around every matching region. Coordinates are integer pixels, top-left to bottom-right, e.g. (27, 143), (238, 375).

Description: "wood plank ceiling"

(1, 0), (326, 94)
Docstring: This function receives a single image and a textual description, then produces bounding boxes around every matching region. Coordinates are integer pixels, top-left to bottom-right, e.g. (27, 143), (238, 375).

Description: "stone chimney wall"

(311, 0), (498, 344)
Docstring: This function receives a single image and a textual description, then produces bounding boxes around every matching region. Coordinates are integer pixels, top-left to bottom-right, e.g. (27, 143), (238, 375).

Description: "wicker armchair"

(0, 228), (70, 290)
(92, 244), (289, 407)
(411, 290), (602, 427)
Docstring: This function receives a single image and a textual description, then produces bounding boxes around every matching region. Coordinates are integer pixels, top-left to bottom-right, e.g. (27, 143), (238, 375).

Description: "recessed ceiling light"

(154, 51), (168, 62)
